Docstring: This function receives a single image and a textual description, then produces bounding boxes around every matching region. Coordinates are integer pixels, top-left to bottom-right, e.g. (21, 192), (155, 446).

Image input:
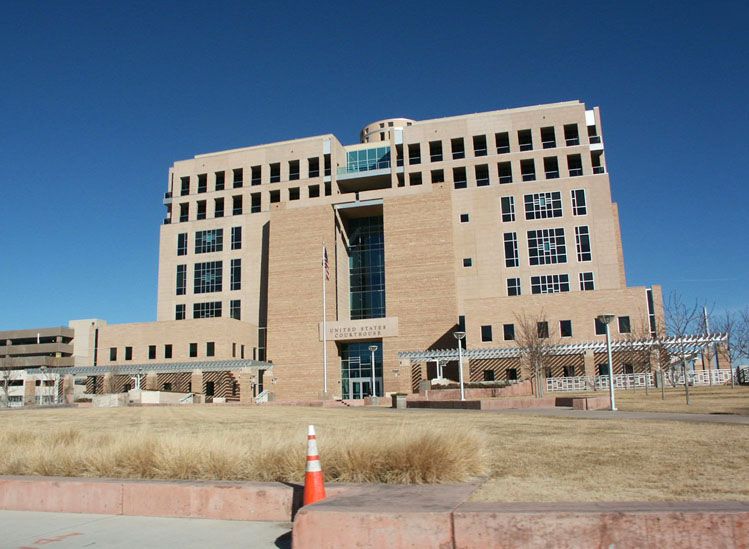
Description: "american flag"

(322, 245), (330, 280)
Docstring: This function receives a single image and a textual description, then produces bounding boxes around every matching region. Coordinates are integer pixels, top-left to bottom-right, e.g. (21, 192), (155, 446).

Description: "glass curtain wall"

(348, 216), (385, 319)
(340, 342), (383, 399)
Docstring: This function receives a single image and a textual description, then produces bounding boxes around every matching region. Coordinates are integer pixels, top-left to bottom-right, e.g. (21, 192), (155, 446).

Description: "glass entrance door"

(349, 378), (372, 399)
(340, 342), (383, 399)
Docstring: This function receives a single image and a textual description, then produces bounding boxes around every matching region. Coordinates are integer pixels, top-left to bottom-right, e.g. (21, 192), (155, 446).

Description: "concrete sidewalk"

(0, 510), (292, 548)
(494, 407), (749, 424)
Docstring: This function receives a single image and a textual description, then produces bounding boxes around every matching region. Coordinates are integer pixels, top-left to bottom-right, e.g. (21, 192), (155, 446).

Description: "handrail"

(255, 390), (270, 404)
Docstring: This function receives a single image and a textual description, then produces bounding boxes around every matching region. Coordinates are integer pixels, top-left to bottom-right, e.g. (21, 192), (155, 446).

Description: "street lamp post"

(368, 345), (378, 397)
(597, 314), (617, 411)
(453, 332), (466, 401)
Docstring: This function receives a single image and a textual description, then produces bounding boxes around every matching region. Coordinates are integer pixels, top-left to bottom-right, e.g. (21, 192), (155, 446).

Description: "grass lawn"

(551, 385), (749, 415)
(1, 404), (747, 502)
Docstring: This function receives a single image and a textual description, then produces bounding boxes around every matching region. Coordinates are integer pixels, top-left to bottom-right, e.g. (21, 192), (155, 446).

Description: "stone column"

(102, 373), (113, 394)
(145, 372), (158, 391)
(23, 375), (36, 406)
(63, 375), (75, 404)
(583, 350), (596, 378)
(237, 369), (256, 405)
(191, 370), (203, 402)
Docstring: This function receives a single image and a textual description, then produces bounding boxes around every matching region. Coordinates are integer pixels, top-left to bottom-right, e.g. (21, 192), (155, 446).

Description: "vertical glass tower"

(348, 216), (385, 320)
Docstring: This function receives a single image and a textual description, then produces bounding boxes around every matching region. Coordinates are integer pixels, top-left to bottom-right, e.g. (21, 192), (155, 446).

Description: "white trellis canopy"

(397, 334), (727, 362)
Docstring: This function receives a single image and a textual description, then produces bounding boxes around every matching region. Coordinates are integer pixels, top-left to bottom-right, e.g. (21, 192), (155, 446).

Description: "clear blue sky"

(1, 0), (747, 330)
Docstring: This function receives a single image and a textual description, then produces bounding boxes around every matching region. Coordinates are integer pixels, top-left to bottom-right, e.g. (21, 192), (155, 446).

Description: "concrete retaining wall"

(416, 380), (533, 401)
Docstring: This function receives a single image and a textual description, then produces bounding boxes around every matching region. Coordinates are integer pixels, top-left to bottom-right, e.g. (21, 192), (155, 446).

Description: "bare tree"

(0, 355), (13, 408)
(621, 316), (656, 394)
(660, 293), (704, 405)
(713, 309), (749, 388)
(513, 311), (558, 398)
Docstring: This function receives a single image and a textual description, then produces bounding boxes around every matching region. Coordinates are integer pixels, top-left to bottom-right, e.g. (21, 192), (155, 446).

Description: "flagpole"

(322, 244), (328, 397)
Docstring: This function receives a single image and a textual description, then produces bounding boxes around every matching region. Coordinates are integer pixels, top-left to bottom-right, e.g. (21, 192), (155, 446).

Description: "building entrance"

(340, 342), (383, 399)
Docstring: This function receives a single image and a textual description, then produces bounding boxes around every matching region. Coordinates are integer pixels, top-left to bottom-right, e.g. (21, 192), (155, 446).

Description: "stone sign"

(319, 317), (399, 341)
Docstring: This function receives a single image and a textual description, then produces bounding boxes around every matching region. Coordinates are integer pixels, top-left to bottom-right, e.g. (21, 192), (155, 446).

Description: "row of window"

(402, 152), (603, 190)
(400, 122), (598, 166)
(456, 190), (586, 227)
(107, 341), (253, 361)
(480, 315), (631, 343)
(172, 182), (333, 223)
(175, 300), (241, 320)
(177, 155), (332, 196)
(176, 260), (241, 295)
(504, 272), (595, 297)
(177, 228), (242, 256)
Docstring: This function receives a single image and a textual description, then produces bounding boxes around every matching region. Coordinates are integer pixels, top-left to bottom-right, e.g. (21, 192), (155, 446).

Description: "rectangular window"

(483, 370), (495, 381)
(407, 143), (421, 165)
(567, 154), (583, 177)
(528, 228), (567, 265)
(564, 123), (580, 146)
(537, 322), (549, 339)
(451, 137), (465, 159)
(571, 189), (587, 215)
(251, 165), (262, 185)
(475, 164), (490, 186)
(189, 343), (198, 357)
(575, 226), (592, 261)
(164, 344), (172, 359)
(177, 233), (187, 256)
(595, 318), (607, 336)
(524, 191), (563, 219)
(481, 325), (493, 342)
(232, 195), (242, 215)
(231, 258), (241, 290)
(289, 160), (300, 180)
(179, 203), (189, 222)
(109, 347), (117, 361)
(473, 135), (487, 156)
(507, 368), (518, 380)
(518, 129), (533, 151)
(197, 173), (207, 193)
(579, 272), (595, 291)
(544, 157), (559, 179)
(270, 163), (280, 183)
(308, 184), (320, 198)
(196, 200), (206, 220)
(429, 141), (442, 162)
(289, 187), (300, 200)
(125, 346), (133, 361)
(308, 157), (320, 178)
(324, 154), (331, 176)
(148, 345), (156, 359)
(498, 162), (512, 184)
(195, 229), (223, 254)
(453, 167), (467, 189)
(176, 265), (186, 295)
(215, 171), (225, 191)
(507, 277), (521, 296)
(233, 168), (243, 188)
(270, 190), (280, 203)
(231, 226), (242, 250)
(540, 126), (556, 149)
(531, 274), (570, 294)
(495, 132), (510, 154)
(251, 192), (261, 213)
(460, 213), (470, 223)
(180, 176), (190, 196)
(214, 197), (224, 218)
(503, 323), (515, 340)
(501, 196), (515, 222)
(463, 258), (472, 267)
(230, 299), (241, 320)
(618, 316), (631, 334)
(194, 261), (223, 293)
(431, 169), (444, 183)
(193, 301), (222, 318)
(206, 342), (215, 357)
(395, 144), (403, 167)
(409, 172), (422, 186)
(560, 320), (573, 337)
(520, 159), (536, 181)
(504, 232), (519, 267)
(175, 304), (185, 320)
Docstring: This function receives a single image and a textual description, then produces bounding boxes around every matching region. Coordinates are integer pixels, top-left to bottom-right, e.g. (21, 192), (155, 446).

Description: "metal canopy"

(397, 334), (727, 362)
(25, 359), (272, 376)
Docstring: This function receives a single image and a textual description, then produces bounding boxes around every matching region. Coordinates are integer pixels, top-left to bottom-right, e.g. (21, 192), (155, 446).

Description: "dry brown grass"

(1, 405), (747, 503)
(554, 385), (749, 415)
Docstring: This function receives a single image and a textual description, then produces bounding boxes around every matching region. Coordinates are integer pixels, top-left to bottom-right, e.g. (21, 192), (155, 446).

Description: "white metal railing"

(178, 393), (194, 404)
(255, 390), (270, 404)
(547, 369), (735, 392)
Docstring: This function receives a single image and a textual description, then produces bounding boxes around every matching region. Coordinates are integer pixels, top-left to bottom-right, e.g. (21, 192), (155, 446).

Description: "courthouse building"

(152, 100), (663, 401)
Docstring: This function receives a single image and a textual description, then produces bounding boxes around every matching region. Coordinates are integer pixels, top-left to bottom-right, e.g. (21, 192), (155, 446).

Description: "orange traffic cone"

(303, 424), (326, 505)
